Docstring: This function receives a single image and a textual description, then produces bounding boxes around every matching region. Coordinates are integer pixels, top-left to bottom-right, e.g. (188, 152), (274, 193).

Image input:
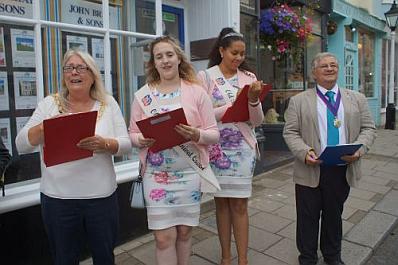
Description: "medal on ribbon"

(316, 87), (342, 128)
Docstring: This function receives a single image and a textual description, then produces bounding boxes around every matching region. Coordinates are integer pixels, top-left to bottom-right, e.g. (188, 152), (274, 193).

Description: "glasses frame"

(63, 65), (90, 74)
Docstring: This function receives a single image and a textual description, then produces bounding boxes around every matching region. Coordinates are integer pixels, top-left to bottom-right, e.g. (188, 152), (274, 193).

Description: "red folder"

(43, 111), (97, 167)
(221, 84), (272, 123)
(136, 108), (189, 153)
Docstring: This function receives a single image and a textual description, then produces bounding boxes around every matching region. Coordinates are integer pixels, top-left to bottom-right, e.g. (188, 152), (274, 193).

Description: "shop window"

(0, 0), (167, 186)
(345, 26), (354, 43)
(257, 7), (324, 125)
(381, 39), (387, 108)
(240, 13), (258, 72)
(240, 0), (257, 15)
(0, 0), (33, 19)
(358, 28), (375, 98)
(0, 23), (41, 183)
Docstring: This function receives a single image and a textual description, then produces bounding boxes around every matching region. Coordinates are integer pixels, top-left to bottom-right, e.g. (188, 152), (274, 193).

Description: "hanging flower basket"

(259, 4), (312, 63)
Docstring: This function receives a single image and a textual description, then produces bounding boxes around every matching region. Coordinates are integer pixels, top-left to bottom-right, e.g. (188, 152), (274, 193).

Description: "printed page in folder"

(43, 111), (97, 167)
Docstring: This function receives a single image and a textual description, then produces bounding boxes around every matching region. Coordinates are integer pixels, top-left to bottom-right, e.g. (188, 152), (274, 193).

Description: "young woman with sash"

(129, 36), (220, 265)
(197, 28), (264, 265)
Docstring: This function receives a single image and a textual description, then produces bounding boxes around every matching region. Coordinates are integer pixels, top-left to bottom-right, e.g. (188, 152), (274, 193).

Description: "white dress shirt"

(316, 84), (346, 152)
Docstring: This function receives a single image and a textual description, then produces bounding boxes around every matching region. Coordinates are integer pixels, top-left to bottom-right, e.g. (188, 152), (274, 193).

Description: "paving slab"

(264, 238), (299, 265)
(342, 206), (357, 220)
(190, 255), (216, 265)
(345, 197), (375, 212)
(248, 196), (285, 212)
(374, 190), (398, 217)
(349, 188), (377, 200)
(232, 249), (288, 265)
(340, 240), (372, 265)
(274, 204), (296, 220)
(128, 241), (156, 265)
(356, 181), (391, 195)
(192, 236), (237, 264)
(250, 211), (293, 233)
(248, 225), (282, 252)
(345, 211), (397, 248)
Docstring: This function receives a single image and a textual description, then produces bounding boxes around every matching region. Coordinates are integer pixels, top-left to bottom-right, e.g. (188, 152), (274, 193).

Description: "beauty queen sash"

(206, 66), (261, 159)
(135, 84), (220, 193)
(206, 65), (239, 104)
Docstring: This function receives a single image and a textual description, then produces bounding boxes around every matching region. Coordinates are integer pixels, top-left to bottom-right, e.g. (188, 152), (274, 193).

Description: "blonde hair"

(59, 49), (107, 111)
(145, 36), (199, 85)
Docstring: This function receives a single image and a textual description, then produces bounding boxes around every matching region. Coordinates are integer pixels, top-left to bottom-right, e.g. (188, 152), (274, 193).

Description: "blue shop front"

(327, 0), (389, 126)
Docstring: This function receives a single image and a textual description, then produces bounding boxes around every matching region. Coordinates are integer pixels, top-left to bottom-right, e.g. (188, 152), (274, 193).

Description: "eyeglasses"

(317, 64), (338, 70)
(63, 65), (90, 73)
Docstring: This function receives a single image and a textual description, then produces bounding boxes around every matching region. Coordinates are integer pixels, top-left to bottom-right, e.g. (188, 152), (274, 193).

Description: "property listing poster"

(0, 72), (9, 111)
(11, 29), (35, 68)
(66, 35), (88, 53)
(91, 38), (104, 72)
(0, 27), (6, 67)
(13, 72), (37, 110)
(0, 118), (12, 152)
(16, 116), (30, 134)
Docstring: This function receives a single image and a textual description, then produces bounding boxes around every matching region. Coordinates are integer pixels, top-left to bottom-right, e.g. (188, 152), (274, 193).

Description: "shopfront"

(252, 0), (331, 163)
(0, 0), (242, 263)
(327, 0), (387, 126)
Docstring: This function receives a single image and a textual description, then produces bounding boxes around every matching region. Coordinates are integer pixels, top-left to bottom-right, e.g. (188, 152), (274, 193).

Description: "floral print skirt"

(143, 147), (201, 230)
(209, 124), (256, 198)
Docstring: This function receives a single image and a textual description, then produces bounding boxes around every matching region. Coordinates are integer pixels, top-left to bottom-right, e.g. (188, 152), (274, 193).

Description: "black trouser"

(41, 191), (119, 265)
(295, 166), (350, 265)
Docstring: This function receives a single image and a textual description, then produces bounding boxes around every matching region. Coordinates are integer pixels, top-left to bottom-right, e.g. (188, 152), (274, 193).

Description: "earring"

(220, 54), (224, 58)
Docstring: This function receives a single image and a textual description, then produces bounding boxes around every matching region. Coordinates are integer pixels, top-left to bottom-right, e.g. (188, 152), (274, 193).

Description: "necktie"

(325, 91), (339, 146)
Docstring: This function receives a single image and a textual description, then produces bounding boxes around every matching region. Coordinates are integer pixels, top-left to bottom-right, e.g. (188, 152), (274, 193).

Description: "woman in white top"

(16, 49), (131, 265)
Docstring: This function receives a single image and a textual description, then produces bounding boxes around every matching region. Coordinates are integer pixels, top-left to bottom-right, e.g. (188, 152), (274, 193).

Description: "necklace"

(52, 93), (105, 121)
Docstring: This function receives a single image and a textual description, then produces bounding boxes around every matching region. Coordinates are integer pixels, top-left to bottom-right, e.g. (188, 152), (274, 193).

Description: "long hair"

(207, 27), (253, 73)
(146, 36), (199, 85)
(60, 49), (107, 111)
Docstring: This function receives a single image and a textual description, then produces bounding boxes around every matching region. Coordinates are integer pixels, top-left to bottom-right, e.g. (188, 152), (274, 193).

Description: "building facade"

(327, 0), (397, 126)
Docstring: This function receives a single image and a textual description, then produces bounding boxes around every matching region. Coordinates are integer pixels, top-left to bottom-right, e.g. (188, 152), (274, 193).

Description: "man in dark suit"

(283, 52), (376, 265)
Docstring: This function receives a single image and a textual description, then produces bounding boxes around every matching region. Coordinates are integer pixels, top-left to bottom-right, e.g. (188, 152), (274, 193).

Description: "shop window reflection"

(358, 28), (375, 98)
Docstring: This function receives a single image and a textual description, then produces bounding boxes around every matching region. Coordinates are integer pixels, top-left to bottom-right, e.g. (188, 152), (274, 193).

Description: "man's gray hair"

(311, 52), (339, 71)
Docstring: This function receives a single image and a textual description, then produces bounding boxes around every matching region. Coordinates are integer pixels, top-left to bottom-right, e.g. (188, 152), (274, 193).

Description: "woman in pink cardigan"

(198, 28), (264, 265)
(129, 36), (219, 265)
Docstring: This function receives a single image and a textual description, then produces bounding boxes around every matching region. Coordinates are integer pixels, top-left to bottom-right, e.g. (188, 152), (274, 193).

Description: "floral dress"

(143, 88), (202, 230)
(207, 75), (256, 198)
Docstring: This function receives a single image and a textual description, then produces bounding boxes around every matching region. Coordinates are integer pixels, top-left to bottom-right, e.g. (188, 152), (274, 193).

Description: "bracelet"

(248, 99), (260, 107)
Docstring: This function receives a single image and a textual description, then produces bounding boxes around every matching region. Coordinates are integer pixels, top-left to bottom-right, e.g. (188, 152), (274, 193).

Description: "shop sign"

(61, 0), (118, 29)
(0, 0), (33, 18)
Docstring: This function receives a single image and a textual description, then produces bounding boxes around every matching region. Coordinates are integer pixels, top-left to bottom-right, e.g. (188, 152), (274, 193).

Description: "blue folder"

(318, 144), (363, 166)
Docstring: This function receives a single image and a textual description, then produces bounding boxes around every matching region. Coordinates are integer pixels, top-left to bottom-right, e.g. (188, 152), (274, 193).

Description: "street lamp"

(385, 0), (398, 129)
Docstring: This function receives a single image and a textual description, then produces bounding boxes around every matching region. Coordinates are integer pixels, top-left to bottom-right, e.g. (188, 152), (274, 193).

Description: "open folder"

(318, 143), (362, 166)
(43, 111), (97, 167)
(221, 84), (272, 123)
(136, 108), (189, 153)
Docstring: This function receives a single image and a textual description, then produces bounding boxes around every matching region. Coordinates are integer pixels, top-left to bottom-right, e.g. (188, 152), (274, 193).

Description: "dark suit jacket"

(283, 87), (376, 188)
(0, 138), (11, 175)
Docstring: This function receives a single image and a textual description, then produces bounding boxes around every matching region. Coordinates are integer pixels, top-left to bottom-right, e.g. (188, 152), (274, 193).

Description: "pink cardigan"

(197, 68), (264, 149)
(129, 81), (220, 171)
